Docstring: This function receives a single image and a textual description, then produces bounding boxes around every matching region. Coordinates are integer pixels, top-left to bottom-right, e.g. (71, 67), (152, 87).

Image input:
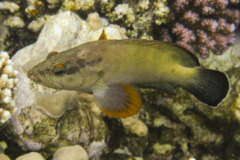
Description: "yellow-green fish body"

(28, 39), (229, 118)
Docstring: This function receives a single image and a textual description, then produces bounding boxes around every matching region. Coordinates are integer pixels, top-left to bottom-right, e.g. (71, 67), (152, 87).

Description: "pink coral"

(158, 0), (240, 58)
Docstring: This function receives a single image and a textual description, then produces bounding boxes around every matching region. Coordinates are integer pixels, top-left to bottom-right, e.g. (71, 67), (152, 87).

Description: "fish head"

(27, 49), (104, 91)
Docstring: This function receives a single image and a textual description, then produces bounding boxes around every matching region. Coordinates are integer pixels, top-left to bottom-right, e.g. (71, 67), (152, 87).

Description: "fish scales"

(28, 39), (229, 118)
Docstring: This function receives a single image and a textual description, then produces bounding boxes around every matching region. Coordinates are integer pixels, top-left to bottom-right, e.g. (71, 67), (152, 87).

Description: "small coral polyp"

(0, 51), (18, 125)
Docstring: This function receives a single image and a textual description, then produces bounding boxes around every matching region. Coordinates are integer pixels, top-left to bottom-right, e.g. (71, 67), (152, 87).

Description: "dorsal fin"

(46, 51), (59, 59)
(98, 29), (107, 40)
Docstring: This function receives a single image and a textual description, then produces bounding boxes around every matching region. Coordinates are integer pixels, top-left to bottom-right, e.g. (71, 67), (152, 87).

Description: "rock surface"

(16, 152), (45, 160)
(53, 145), (88, 160)
(0, 154), (11, 160)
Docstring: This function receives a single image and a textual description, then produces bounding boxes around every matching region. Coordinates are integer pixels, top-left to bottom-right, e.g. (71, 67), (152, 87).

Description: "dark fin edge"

(182, 68), (229, 107)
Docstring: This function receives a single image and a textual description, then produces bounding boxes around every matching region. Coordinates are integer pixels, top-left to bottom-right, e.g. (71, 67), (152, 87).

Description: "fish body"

(28, 39), (229, 118)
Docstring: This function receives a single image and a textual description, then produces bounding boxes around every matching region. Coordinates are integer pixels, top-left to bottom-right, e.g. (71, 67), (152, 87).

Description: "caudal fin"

(182, 68), (229, 107)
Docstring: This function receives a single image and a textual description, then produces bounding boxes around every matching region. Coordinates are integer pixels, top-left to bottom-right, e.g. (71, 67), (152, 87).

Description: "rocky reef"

(0, 0), (240, 160)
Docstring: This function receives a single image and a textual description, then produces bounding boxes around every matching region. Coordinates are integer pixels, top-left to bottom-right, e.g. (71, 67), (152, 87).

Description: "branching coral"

(0, 51), (18, 124)
(158, 0), (240, 58)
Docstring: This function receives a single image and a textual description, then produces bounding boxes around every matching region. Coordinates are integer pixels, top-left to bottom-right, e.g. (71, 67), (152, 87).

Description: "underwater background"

(0, 0), (240, 159)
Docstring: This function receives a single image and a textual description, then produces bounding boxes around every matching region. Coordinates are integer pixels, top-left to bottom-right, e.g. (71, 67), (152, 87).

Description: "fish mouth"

(27, 70), (42, 83)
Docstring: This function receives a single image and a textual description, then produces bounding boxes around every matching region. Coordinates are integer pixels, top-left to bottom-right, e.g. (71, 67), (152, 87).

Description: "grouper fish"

(28, 38), (229, 118)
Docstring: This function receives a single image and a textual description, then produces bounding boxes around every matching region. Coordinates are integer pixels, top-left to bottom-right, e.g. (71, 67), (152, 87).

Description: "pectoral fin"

(93, 84), (141, 118)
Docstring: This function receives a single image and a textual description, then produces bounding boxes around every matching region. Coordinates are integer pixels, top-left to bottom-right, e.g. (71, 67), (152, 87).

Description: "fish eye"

(47, 51), (58, 59)
(54, 63), (66, 76)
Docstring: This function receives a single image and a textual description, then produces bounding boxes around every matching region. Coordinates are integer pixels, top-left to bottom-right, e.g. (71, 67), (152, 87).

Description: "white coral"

(0, 1), (20, 13)
(107, 3), (135, 27)
(4, 16), (25, 28)
(62, 0), (95, 11)
(0, 51), (18, 125)
(153, 0), (169, 25)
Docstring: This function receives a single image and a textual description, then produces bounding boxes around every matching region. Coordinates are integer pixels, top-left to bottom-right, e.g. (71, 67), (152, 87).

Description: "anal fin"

(93, 84), (141, 118)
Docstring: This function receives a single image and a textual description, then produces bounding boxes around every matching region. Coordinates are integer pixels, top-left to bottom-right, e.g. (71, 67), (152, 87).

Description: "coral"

(0, 141), (7, 153)
(121, 115), (148, 137)
(0, 0), (170, 55)
(158, 0), (240, 58)
(87, 12), (108, 30)
(8, 97), (108, 154)
(61, 0), (95, 11)
(95, 0), (115, 13)
(1, 1), (240, 160)
(0, 1), (19, 13)
(0, 0), (169, 53)
(16, 152), (44, 160)
(28, 16), (46, 32)
(107, 4), (136, 27)
(153, 0), (169, 25)
(4, 16), (25, 28)
(0, 154), (10, 160)
(53, 145), (88, 160)
(0, 51), (18, 125)
(0, 16), (8, 51)
(152, 143), (174, 155)
(25, 0), (45, 18)
(106, 0), (169, 39)
(1, 0), (239, 57)
(87, 141), (106, 160)
(46, 0), (62, 9)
